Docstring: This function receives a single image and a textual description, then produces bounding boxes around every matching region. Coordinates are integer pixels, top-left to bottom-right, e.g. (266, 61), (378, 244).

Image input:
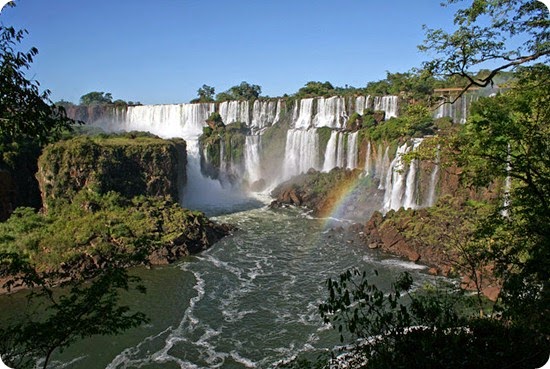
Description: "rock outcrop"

(36, 133), (187, 211)
(270, 167), (383, 221)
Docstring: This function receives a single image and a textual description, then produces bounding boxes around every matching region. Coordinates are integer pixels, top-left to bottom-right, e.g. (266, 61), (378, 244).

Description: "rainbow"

(321, 173), (374, 229)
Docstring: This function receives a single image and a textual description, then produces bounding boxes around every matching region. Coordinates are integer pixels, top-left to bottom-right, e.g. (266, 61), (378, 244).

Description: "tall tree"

(196, 84), (215, 102)
(79, 91), (113, 106)
(419, 0), (550, 97)
(0, 26), (73, 146)
(216, 81), (262, 101)
(0, 20), (148, 369)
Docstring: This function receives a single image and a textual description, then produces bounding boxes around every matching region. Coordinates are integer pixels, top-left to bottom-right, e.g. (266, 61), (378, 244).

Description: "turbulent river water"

(38, 197), (434, 369)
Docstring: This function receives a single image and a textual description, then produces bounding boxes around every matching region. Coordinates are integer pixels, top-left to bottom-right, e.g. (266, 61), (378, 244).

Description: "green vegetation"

(199, 112), (250, 179)
(79, 91), (113, 106)
(215, 81), (262, 102)
(0, 190), (226, 369)
(37, 134), (185, 210)
(191, 84), (216, 103)
(78, 91), (140, 107)
(285, 1), (550, 367)
(420, 0), (549, 97)
(283, 269), (546, 369)
(0, 191), (212, 270)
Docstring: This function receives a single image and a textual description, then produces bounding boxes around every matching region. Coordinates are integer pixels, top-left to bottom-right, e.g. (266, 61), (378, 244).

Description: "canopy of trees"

(215, 81), (262, 101)
(191, 84), (215, 103)
(79, 91), (113, 105)
(0, 26), (73, 146)
(420, 0), (550, 97)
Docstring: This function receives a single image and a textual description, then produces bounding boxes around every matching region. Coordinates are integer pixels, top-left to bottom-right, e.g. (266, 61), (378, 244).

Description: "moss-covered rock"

(0, 191), (233, 285)
(36, 133), (186, 212)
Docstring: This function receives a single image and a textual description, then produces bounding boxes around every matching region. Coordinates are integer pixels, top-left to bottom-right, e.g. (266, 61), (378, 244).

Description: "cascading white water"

(383, 143), (411, 212)
(322, 130), (339, 172)
(244, 135), (262, 184)
(336, 133), (345, 168)
(92, 102), (258, 211)
(355, 96), (366, 114)
(82, 95), (424, 214)
(425, 146), (440, 207)
(219, 100), (250, 125)
(346, 132), (358, 169)
(282, 129), (319, 180)
(313, 96), (347, 128)
(402, 138), (424, 209)
(374, 96), (398, 119)
(293, 98), (314, 129)
(434, 94), (477, 124)
(364, 141), (372, 176)
(377, 146), (391, 190)
(251, 100), (280, 130)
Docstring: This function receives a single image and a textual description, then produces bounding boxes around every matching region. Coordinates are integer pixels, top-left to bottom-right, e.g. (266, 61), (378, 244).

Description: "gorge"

(68, 93), (461, 216)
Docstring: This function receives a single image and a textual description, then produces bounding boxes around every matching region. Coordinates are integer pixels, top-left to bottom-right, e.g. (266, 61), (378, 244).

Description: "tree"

(295, 81), (336, 98)
(192, 84), (215, 103)
(453, 64), (550, 333)
(284, 269), (548, 369)
(79, 91), (113, 106)
(0, 26), (73, 146)
(0, 20), (148, 368)
(216, 81), (261, 101)
(419, 0), (550, 99)
(1, 25), (77, 213)
(0, 250), (148, 369)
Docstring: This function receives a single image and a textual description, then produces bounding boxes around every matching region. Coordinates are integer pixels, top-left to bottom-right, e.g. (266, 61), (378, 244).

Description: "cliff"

(36, 133), (187, 211)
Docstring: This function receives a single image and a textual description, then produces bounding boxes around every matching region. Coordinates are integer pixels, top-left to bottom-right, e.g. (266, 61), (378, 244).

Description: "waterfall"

(79, 95), (407, 209)
(355, 96), (366, 114)
(244, 135), (262, 184)
(383, 143), (411, 212)
(322, 130), (339, 172)
(402, 138), (423, 209)
(346, 132), (358, 169)
(374, 96), (398, 119)
(282, 129), (319, 180)
(425, 146), (440, 207)
(313, 96), (347, 128)
(91, 102), (256, 210)
(294, 98), (314, 129)
(502, 143), (512, 217)
(219, 139), (227, 175)
(336, 133), (346, 168)
(434, 94), (477, 124)
(382, 139), (426, 212)
(364, 141), (372, 176)
(251, 100), (280, 130)
(219, 100), (250, 125)
(377, 146), (391, 189)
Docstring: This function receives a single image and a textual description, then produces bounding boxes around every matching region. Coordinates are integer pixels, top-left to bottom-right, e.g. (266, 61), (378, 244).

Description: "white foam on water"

(230, 351), (258, 368)
(379, 258), (427, 270)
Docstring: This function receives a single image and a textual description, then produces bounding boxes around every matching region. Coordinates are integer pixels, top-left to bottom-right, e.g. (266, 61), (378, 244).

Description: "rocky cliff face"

(36, 134), (187, 211)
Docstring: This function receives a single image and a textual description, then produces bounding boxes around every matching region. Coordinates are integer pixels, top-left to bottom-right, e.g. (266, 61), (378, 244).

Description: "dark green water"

(7, 205), (434, 369)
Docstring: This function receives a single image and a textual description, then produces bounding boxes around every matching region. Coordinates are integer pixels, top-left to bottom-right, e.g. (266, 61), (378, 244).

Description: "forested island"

(0, 0), (548, 368)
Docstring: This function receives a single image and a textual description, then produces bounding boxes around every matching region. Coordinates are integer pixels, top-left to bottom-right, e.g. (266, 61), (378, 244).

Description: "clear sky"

(1, 0), (461, 105)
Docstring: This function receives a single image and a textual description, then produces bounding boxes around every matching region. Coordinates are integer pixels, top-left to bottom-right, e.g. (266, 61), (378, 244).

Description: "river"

(43, 200), (432, 369)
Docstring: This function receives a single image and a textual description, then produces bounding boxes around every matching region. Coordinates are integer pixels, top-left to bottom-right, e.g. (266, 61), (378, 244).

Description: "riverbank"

(270, 169), (501, 301)
(0, 192), (233, 295)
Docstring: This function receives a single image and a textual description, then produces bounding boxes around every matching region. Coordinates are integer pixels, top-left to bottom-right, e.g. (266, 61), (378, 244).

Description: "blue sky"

(2, 0), (460, 105)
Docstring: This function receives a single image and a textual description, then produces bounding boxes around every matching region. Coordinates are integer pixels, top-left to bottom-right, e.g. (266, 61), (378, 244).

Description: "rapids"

(46, 204), (434, 369)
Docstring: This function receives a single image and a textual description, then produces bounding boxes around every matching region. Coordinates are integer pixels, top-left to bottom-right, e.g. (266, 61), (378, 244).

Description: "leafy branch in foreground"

(286, 269), (548, 369)
(420, 0), (550, 100)
(0, 251), (148, 369)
